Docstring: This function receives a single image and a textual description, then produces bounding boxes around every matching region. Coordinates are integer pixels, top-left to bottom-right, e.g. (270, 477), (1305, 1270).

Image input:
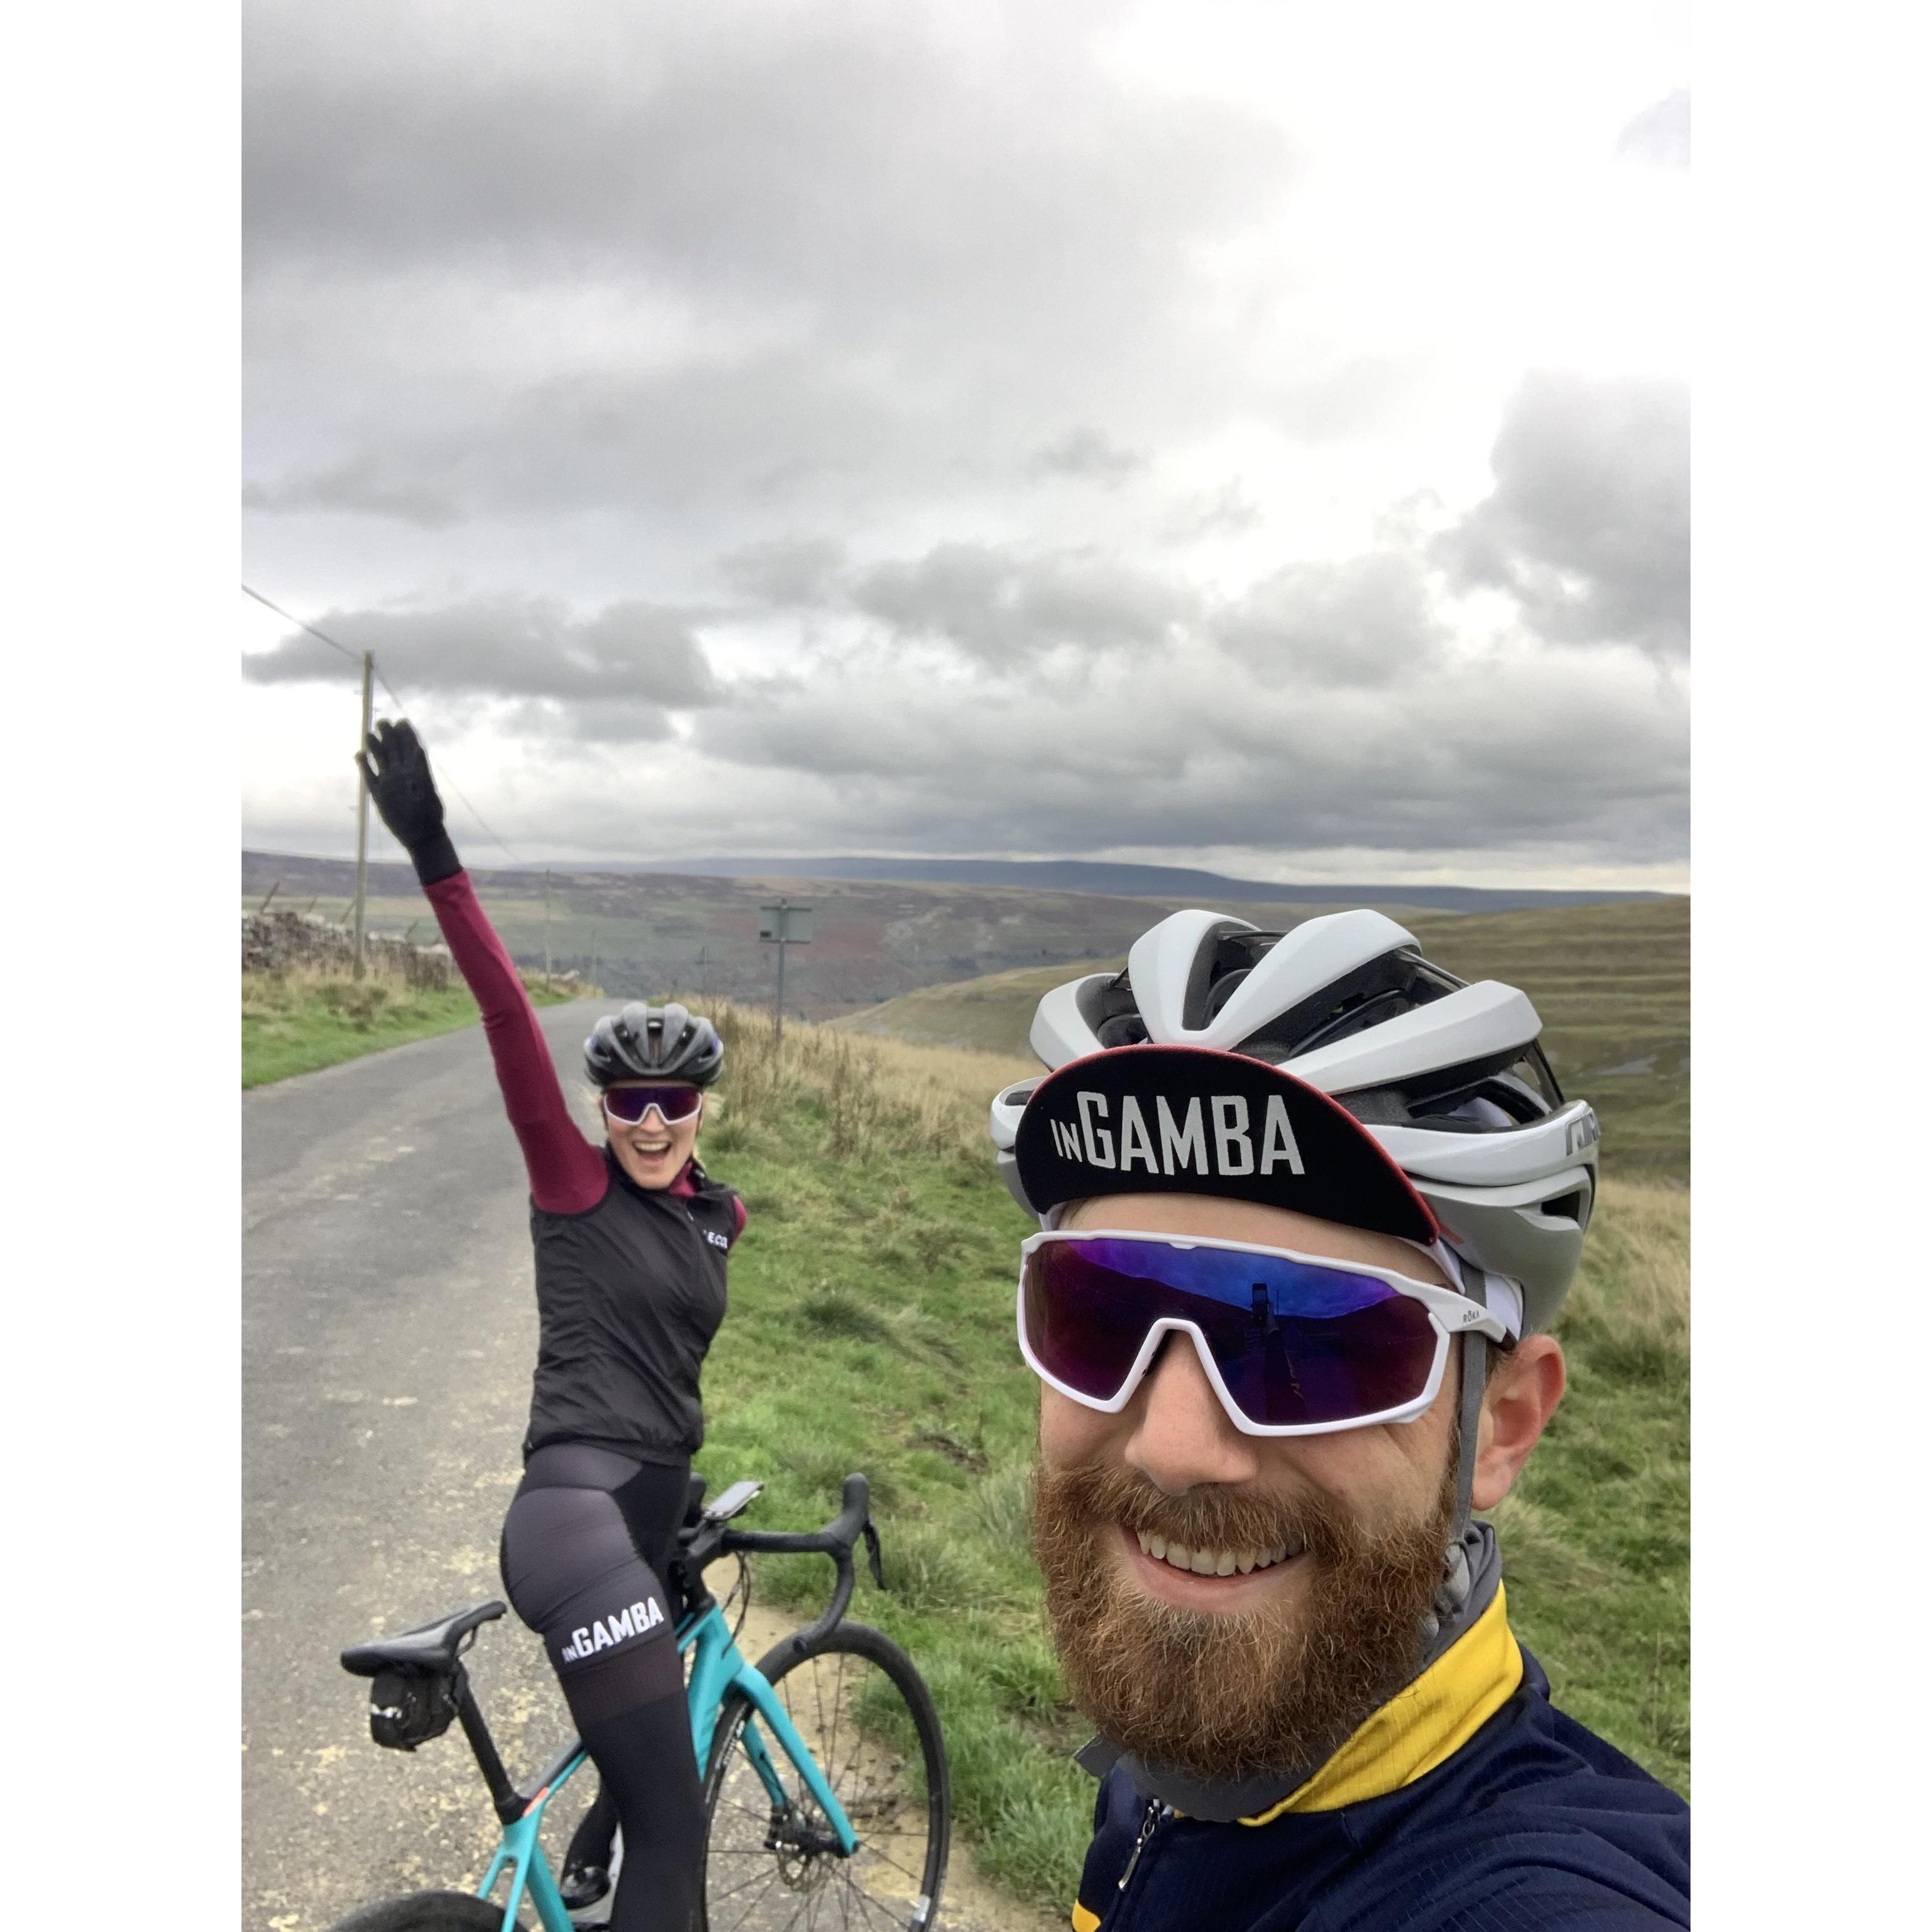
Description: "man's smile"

(1116, 1523), (1308, 1609)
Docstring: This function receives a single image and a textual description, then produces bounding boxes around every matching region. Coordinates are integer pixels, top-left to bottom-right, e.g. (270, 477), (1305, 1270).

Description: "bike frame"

(474, 1596), (860, 1932)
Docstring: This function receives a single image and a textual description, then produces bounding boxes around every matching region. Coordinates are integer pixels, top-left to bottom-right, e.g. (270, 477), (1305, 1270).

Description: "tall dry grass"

(699, 999), (1036, 1166)
(242, 960), (593, 1088)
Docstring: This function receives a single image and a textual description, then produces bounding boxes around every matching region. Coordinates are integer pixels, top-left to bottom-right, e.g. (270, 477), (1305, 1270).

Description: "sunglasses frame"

(1015, 1228), (1508, 1438)
(601, 1083), (706, 1127)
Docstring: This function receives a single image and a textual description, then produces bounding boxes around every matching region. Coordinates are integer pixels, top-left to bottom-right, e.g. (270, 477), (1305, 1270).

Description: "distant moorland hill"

(245, 851), (1659, 1023)
(613, 852), (1673, 914)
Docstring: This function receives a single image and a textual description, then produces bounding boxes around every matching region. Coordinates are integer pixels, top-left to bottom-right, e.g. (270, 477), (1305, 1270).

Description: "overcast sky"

(242, 0), (1689, 890)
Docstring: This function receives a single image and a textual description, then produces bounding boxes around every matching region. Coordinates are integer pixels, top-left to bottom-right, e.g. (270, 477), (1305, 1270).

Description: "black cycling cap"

(1013, 1045), (1439, 1245)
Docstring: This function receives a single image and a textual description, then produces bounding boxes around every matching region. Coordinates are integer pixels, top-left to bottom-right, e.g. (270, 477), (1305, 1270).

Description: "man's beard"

(1033, 1455), (1455, 1786)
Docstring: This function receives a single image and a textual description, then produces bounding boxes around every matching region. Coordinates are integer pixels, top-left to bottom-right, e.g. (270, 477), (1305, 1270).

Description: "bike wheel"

(701, 1621), (950, 1932)
(321, 1890), (527, 1932)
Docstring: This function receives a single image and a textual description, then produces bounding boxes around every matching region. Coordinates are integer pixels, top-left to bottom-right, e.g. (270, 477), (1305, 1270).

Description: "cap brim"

(1013, 1045), (1438, 1245)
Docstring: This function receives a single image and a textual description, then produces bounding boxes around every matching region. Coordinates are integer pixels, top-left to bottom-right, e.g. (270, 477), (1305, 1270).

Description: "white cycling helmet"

(989, 908), (1599, 1337)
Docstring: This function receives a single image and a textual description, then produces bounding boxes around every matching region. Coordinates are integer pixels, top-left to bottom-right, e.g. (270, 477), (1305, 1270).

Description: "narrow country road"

(243, 1004), (1042, 1932)
(244, 1000), (603, 1931)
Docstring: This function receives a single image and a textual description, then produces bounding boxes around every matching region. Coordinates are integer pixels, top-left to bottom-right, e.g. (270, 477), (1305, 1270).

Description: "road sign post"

(758, 899), (813, 1049)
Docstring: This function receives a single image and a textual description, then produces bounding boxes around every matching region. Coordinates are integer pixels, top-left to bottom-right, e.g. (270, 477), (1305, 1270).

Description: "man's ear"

(1470, 1336), (1565, 1512)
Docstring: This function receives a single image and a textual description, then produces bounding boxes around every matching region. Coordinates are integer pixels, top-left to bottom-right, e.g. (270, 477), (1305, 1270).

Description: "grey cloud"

(243, 456), (460, 527)
(1615, 90), (1690, 168)
(243, 592), (722, 706)
(246, 3), (1291, 315)
(691, 644), (1685, 862)
(1439, 370), (1689, 654)
(1216, 552), (1444, 687)
(849, 544), (1196, 666)
(503, 698), (678, 745)
(717, 535), (848, 608)
(250, 350), (913, 525)
(1028, 427), (1145, 483)
(243, 3), (1298, 527)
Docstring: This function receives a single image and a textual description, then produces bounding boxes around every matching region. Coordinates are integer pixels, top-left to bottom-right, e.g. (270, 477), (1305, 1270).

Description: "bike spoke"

(716, 1867), (793, 1932)
(834, 1865), (916, 1932)
(825, 1653), (846, 1801)
(709, 1866), (794, 1904)
(853, 1844), (930, 1889)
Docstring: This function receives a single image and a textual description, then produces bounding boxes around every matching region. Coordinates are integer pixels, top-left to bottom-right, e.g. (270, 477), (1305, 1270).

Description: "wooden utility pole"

(351, 651), (374, 979)
(544, 867), (553, 976)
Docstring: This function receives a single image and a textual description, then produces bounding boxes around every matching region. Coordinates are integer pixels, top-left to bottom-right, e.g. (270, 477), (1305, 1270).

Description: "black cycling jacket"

(524, 1151), (740, 1466)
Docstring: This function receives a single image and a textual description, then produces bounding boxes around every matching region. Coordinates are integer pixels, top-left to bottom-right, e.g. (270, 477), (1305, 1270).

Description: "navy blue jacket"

(1073, 1650), (1688, 1931)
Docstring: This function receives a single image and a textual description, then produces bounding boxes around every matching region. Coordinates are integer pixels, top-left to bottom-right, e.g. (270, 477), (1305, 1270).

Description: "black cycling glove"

(357, 718), (462, 886)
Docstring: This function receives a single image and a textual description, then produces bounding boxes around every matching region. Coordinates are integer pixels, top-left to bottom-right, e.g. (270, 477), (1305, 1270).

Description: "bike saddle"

(340, 1599), (506, 1678)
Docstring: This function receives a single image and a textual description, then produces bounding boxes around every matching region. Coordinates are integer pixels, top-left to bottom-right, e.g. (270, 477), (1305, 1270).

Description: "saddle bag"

(367, 1667), (459, 1752)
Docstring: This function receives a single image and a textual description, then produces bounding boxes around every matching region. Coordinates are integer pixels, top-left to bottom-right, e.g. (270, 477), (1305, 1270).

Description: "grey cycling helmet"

(990, 908), (1599, 1339)
(584, 1002), (725, 1088)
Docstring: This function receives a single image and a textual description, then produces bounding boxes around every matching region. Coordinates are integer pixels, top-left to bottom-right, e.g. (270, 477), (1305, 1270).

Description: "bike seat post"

(450, 1664), (524, 1827)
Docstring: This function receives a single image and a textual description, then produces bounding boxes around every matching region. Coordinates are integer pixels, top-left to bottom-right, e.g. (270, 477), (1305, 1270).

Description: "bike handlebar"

(722, 1473), (870, 1560)
(719, 1473), (885, 1658)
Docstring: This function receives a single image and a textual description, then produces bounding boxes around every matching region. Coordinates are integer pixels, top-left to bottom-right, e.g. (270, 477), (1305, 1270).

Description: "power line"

(244, 581), (531, 872)
(241, 582), (362, 663)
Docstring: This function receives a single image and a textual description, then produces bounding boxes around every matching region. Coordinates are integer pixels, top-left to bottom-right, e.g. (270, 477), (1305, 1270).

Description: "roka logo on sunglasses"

(1047, 1091), (1307, 1179)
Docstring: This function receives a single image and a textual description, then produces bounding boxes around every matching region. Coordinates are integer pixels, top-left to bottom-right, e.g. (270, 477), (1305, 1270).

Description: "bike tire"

(701, 1620), (950, 1932)
(320, 1890), (528, 1932)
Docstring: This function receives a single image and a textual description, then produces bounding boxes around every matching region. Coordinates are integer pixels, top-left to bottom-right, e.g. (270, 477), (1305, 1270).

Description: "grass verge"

(242, 962), (587, 1088)
(692, 1005), (1690, 1912)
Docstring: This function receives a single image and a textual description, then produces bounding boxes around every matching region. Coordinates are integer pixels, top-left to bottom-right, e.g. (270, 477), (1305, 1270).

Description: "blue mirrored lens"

(1022, 1238), (1440, 1427)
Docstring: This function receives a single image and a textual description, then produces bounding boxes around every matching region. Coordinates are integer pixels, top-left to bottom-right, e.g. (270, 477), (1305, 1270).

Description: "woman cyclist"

(360, 718), (737, 1932)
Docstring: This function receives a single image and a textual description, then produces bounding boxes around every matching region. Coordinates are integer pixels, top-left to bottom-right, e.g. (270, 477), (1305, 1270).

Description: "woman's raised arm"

(359, 719), (606, 1214)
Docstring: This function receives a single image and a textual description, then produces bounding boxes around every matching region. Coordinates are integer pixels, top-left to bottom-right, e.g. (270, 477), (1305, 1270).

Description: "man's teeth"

(1134, 1530), (1299, 1575)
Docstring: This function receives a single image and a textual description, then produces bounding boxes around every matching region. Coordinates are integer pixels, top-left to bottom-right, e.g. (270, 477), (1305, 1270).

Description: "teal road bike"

(325, 1474), (950, 1932)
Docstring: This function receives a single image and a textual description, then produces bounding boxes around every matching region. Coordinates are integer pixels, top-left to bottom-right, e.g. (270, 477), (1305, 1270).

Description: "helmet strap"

(1452, 1325), (1488, 1536)
(1420, 1323), (1489, 1646)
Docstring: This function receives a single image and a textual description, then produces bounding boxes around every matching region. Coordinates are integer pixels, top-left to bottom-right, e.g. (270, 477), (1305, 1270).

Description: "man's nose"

(1124, 1333), (1263, 1493)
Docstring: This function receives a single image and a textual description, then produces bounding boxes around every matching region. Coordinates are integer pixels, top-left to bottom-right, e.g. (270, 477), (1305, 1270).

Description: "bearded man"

(987, 909), (1690, 1931)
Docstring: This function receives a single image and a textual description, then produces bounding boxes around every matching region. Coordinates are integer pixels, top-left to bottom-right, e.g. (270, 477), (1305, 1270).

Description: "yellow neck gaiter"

(1237, 1583), (1524, 1824)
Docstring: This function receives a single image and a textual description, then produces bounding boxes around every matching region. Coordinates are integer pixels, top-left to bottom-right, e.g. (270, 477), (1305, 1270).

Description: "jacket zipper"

(1113, 1797), (1165, 1913)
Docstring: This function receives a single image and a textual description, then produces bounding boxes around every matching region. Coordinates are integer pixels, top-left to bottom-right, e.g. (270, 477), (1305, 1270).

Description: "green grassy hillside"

(1405, 900), (1689, 1177)
(241, 962), (584, 1087)
(832, 898), (1689, 1179)
(692, 1007), (1689, 1913)
(832, 955), (1127, 1054)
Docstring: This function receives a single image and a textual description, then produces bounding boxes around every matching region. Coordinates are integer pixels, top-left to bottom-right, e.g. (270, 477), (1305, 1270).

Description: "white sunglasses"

(1017, 1228), (1508, 1437)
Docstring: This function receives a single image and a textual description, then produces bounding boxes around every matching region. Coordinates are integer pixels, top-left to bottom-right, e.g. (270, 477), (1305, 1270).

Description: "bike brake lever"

(862, 1520), (884, 1589)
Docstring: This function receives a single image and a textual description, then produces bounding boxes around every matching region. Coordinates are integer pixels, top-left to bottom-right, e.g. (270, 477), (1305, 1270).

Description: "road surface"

(243, 1003), (1044, 1932)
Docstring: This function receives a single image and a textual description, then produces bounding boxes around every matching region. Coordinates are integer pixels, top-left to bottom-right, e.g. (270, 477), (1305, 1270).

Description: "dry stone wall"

(242, 909), (454, 988)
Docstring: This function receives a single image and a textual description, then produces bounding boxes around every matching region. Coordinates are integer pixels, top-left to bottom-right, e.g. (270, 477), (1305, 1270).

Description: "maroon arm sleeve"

(424, 871), (608, 1214)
